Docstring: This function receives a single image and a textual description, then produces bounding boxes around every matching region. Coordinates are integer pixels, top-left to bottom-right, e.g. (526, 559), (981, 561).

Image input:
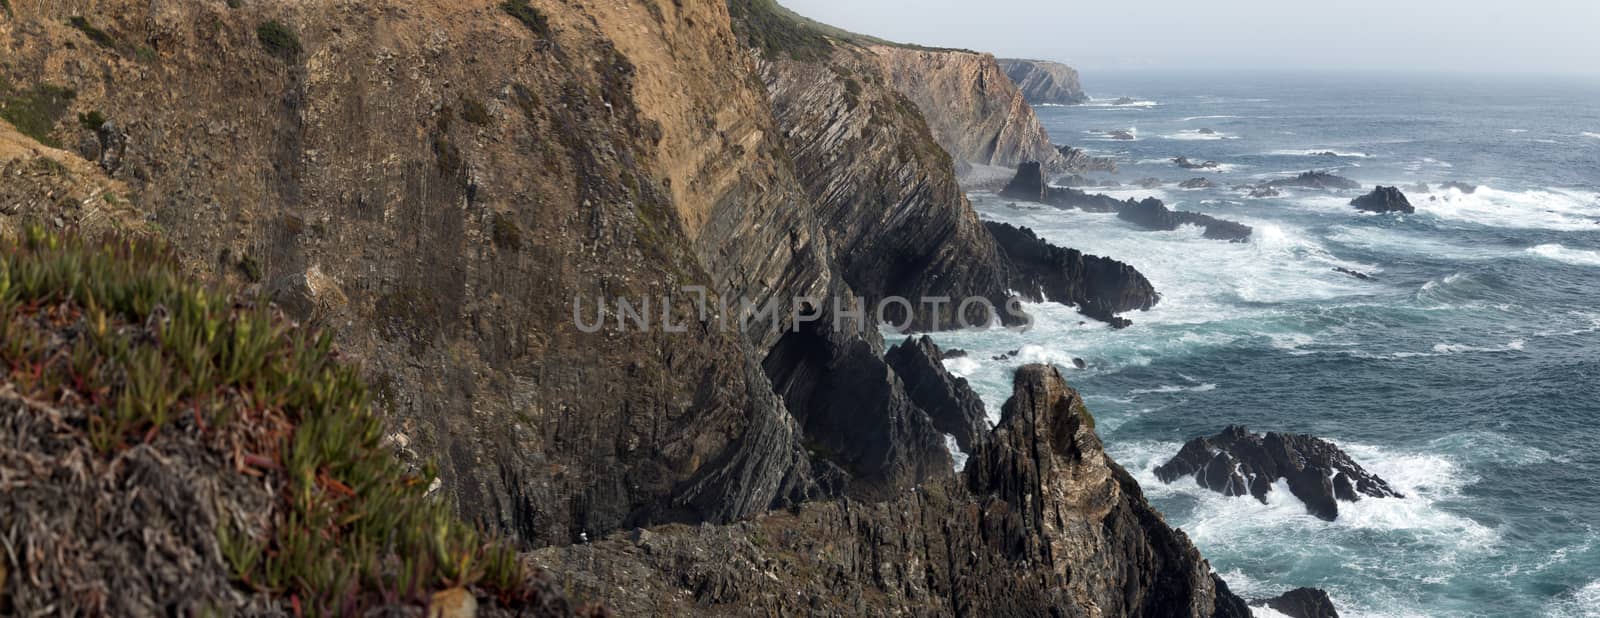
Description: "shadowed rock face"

(997, 58), (1089, 105)
(1253, 587), (1342, 618)
(531, 365), (1250, 616)
(884, 336), (990, 453)
(985, 221), (1159, 328)
(1002, 163), (1254, 241)
(1351, 186), (1415, 213)
(1155, 425), (1403, 521)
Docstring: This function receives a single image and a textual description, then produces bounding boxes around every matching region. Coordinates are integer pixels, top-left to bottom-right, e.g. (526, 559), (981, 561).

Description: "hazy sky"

(780, 0), (1600, 75)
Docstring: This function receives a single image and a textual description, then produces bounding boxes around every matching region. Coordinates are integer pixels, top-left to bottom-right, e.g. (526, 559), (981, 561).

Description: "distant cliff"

(865, 46), (1075, 180)
(999, 58), (1089, 105)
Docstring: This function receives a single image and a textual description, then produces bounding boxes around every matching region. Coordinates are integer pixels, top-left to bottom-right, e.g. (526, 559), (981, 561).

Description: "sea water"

(924, 71), (1600, 617)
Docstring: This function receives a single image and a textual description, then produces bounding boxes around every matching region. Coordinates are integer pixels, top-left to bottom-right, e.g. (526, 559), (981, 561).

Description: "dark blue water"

(929, 71), (1600, 616)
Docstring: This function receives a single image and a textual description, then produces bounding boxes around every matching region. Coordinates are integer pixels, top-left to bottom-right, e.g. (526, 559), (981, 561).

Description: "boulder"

(1132, 177), (1163, 189)
(885, 336), (991, 453)
(1252, 588), (1341, 618)
(1198, 128), (1216, 135)
(1350, 186), (1414, 213)
(1155, 425), (1403, 521)
(1265, 171), (1361, 191)
(1107, 129), (1136, 140)
(1179, 177), (1215, 189)
(943, 348), (968, 359)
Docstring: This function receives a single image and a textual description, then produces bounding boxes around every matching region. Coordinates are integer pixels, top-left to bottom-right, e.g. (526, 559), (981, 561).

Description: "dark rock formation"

(1134, 176), (1163, 189)
(1072, 357), (1087, 369)
(1155, 425), (1403, 520)
(1057, 145), (1119, 173)
(1266, 171), (1362, 190)
(1108, 129), (1137, 140)
(1180, 177), (1216, 189)
(1440, 181), (1479, 194)
(997, 58), (1089, 105)
(943, 347), (968, 358)
(1254, 588), (1342, 618)
(1311, 151), (1339, 157)
(1175, 156), (1220, 169)
(1351, 186), (1415, 213)
(885, 336), (990, 453)
(1248, 186), (1282, 198)
(986, 221), (1159, 328)
(1119, 197), (1254, 241)
(1113, 96), (1137, 105)
(532, 366), (1250, 616)
(1334, 267), (1376, 281)
(1198, 128), (1216, 135)
(1000, 164), (1252, 241)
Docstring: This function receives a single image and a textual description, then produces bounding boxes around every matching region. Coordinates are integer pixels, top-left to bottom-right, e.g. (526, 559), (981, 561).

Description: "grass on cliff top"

(727, 0), (972, 61)
(0, 226), (534, 614)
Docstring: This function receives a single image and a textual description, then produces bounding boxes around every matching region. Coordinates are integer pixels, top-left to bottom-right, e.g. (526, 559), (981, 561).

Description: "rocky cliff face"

(2, 0), (1251, 612)
(866, 46), (1072, 178)
(998, 58), (1089, 105)
(532, 365), (1246, 616)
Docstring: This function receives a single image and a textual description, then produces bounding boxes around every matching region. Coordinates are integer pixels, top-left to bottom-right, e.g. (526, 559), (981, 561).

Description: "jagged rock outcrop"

(986, 221), (1159, 327)
(1155, 425), (1403, 520)
(1058, 145), (1118, 173)
(1119, 197), (1254, 241)
(1351, 186), (1415, 213)
(1254, 588), (1342, 618)
(997, 58), (1089, 105)
(884, 335), (990, 453)
(1001, 163), (1253, 241)
(531, 365), (1248, 616)
(1175, 156), (1220, 170)
(866, 46), (1073, 176)
(1265, 171), (1362, 190)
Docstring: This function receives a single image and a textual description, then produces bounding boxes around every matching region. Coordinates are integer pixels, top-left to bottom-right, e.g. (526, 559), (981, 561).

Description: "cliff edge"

(999, 58), (1089, 105)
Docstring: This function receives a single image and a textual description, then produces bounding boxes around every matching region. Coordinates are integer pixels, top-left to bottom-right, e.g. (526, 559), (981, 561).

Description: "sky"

(779, 0), (1600, 76)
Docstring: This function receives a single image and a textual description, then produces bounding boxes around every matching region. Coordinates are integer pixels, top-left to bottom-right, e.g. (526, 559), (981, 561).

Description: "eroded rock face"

(986, 221), (1159, 327)
(997, 58), (1089, 105)
(1155, 425), (1403, 521)
(867, 47), (1070, 176)
(1351, 186), (1415, 213)
(531, 365), (1248, 616)
(884, 335), (990, 453)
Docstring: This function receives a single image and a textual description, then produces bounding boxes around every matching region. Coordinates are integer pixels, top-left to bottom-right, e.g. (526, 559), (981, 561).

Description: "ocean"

(926, 71), (1600, 616)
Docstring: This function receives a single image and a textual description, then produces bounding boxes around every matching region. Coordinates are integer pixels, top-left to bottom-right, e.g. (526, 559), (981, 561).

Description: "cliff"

(999, 58), (1089, 105)
(531, 365), (1245, 616)
(1, 0), (1246, 613)
(865, 45), (1074, 180)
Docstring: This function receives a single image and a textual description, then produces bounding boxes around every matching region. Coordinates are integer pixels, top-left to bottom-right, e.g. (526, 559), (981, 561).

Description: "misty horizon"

(780, 0), (1600, 77)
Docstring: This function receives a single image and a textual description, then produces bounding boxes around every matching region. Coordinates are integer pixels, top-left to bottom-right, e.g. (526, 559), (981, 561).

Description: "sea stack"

(1351, 186), (1415, 213)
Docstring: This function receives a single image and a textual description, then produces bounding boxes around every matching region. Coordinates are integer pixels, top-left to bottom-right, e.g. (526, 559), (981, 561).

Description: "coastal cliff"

(999, 58), (1090, 105)
(1, 0), (1248, 613)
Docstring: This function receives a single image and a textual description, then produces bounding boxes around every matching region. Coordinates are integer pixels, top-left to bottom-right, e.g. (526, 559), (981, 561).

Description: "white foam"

(1390, 338), (1525, 358)
(1182, 115), (1242, 122)
(1506, 128), (1530, 134)
(1582, 132), (1600, 140)
(1417, 186), (1600, 231)
(943, 434), (968, 472)
(1084, 97), (1158, 108)
(1130, 382), (1217, 394)
(1544, 579), (1600, 618)
(1527, 243), (1600, 267)
(942, 356), (981, 377)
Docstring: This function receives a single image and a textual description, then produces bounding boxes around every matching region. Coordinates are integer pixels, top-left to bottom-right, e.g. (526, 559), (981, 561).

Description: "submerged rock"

(1112, 96), (1137, 105)
(1107, 129), (1136, 140)
(1132, 176), (1163, 189)
(1351, 186), (1414, 213)
(1252, 587), (1341, 618)
(1155, 425), (1403, 520)
(999, 164), (1252, 241)
(1248, 186), (1281, 198)
(1333, 266), (1376, 281)
(1265, 171), (1361, 191)
(1174, 156), (1220, 170)
(1179, 177), (1216, 189)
